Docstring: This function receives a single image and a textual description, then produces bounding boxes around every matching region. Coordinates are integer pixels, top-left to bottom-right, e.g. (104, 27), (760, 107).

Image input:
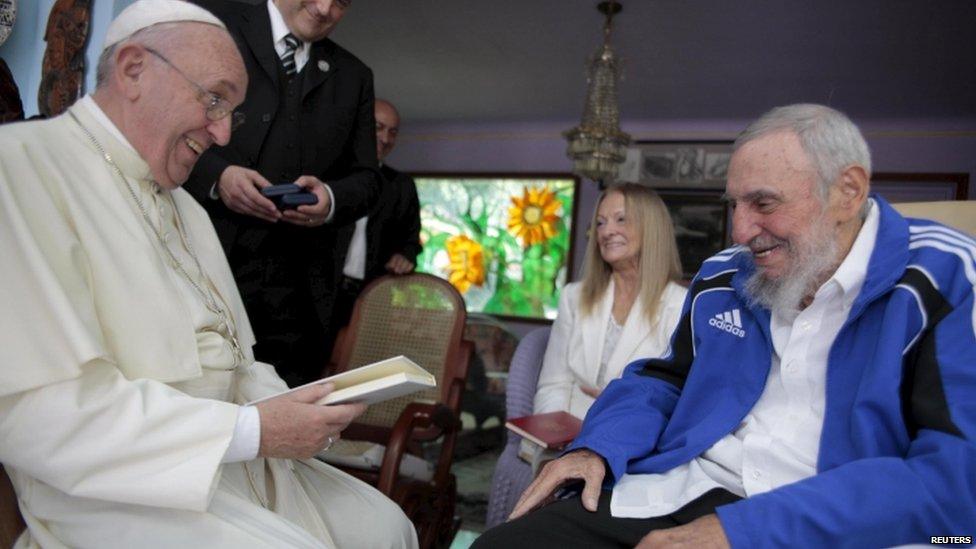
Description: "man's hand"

(636, 515), (729, 549)
(509, 449), (606, 520)
(281, 175), (332, 227)
(385, 253), (415, 275)
(255, 383), (367, 459)
(217, 166), (281, 223)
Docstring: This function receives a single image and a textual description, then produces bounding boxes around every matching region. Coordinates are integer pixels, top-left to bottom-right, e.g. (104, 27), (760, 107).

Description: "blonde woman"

(534, 184), (687, 419)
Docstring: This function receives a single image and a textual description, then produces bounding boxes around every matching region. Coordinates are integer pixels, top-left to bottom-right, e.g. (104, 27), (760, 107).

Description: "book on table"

(247, 355), (436, 406)
(505, 411), (582, 451)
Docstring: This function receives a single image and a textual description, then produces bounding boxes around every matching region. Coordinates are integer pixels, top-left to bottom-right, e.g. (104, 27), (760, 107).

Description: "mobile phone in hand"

(260, 183), (317, 210)
(260, 183), (301, 198)
(281, 193), (318, 208)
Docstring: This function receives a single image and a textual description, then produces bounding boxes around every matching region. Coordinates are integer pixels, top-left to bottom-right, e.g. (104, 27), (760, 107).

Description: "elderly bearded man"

(475, 104), (976, 548)
(0, 1), (416, 547)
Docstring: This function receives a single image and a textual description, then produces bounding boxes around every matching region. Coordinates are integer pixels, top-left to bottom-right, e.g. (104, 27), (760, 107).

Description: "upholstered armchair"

(891, 200), (975, 236)
(484, 326), (551, 529)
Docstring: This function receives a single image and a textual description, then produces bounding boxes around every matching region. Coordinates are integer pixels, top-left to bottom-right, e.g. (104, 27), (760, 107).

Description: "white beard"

(743, 214), (839, 315)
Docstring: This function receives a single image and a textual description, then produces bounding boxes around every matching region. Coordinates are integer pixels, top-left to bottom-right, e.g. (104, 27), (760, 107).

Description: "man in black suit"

(185, 0), (380, 386)
(328, 98), (422, 356)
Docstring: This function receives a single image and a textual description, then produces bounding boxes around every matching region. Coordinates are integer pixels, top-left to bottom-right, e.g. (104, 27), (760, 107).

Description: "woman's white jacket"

(534, 279), (688, 419)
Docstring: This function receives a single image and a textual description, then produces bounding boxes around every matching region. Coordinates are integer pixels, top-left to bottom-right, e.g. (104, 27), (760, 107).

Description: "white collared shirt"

(597, 315), (624, 387)
(611, 201), (881, 518)
(268, 0), (310, 73)
(342, 216), (369, 280)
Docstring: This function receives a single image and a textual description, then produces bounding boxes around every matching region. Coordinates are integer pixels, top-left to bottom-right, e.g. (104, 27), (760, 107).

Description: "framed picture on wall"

(657, 190), (732, 279)
(870, 172), (969, 202)
(412, 173), (580, 323)
(619, 141), (735, 279)
(619, 141), (733, 189)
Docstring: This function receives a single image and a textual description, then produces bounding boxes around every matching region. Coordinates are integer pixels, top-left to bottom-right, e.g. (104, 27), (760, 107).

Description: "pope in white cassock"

(0, 1), (417, 547)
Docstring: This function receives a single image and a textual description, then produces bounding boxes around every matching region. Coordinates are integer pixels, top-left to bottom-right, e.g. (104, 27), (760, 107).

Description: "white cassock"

(0, 100), (417, 549)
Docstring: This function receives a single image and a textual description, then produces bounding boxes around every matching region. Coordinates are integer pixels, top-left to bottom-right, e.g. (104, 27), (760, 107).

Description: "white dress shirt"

(611, 201), (881, 518)
(268, 0), (310, 72)
(339, 158), (385, 280)
(342, 216), (369, 280)
(596, 316), (624, 387)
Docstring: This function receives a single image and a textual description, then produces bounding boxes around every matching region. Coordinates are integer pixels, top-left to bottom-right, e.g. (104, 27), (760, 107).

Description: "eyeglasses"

(143, 46), (245, 132)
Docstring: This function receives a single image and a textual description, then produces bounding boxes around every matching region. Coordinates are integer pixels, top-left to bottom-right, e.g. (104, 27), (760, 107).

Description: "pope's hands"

(255, 383), (366, 459)
(509, 448), (607, 520)
(635, 514), (729, 549)
(216, 166), (281, 223)
(281, 175), (332, 227)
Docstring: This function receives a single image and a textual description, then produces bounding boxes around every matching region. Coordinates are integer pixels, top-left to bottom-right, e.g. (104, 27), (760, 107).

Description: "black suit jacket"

(185, 0), (380, 369)
(187, 0), (379, 233)
(336, 164), (423, 283)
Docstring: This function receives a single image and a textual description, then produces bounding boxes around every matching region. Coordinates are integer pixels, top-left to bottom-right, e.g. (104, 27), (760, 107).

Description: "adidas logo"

(708, 309), (746, 338)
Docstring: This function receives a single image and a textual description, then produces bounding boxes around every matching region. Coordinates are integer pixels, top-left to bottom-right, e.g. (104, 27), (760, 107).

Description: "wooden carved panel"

(0, 0), (16, 47)
(38, 0), (92, 118)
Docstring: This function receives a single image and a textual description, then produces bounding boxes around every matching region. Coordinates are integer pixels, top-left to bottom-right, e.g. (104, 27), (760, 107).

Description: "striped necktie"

(281, 33), (300, 76)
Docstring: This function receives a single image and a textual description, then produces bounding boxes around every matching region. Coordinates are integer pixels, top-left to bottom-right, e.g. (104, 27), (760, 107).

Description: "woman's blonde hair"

(579, 184), (683, 325)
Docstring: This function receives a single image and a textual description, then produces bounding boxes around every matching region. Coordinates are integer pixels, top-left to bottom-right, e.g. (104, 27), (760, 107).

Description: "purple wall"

(389, 117), (976, 336)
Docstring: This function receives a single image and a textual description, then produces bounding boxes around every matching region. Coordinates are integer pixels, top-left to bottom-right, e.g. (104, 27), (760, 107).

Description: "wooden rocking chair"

(323, 273), (472, 548)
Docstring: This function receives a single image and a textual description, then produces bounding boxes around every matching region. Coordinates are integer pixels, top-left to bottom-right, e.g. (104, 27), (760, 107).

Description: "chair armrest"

(445, 356), (469, 417)
(377, 402), (459, 495)
(412, 339), (472, 442)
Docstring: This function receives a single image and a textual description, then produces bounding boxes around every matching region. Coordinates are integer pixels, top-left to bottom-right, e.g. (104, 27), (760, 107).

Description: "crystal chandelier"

(564, 1), (631, 186)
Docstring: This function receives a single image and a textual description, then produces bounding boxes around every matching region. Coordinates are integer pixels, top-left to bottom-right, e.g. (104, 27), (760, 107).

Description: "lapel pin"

(318, 60), (330, 73)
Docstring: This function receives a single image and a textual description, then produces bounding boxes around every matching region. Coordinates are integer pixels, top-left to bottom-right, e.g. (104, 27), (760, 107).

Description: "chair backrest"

(892, 200), (976, 236)
(463, 315), (520, 395)
(505, 327), (551, 422)
(332, 273), (468, 429)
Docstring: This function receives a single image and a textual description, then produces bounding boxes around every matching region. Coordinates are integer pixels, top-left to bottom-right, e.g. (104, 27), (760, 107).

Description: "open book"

(248, 356), (436, 406)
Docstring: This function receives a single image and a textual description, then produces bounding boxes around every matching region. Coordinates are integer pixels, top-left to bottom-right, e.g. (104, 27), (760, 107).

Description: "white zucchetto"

(103, 0), (225, 50)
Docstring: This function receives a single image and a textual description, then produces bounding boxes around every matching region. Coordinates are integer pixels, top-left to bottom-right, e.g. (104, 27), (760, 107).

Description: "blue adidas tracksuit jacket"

(568, 196), (976, 547)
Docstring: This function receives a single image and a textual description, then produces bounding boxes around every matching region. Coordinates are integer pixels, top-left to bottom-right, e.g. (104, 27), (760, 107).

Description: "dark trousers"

(473, 488), (741, 549)
(232, 245), (329, 388)
(321, 275), (366, 367)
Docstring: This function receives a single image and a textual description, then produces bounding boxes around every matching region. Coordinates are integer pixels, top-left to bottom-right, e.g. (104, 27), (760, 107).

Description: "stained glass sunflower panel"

(413, 174), (579, 322)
